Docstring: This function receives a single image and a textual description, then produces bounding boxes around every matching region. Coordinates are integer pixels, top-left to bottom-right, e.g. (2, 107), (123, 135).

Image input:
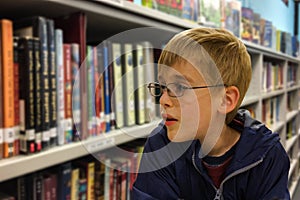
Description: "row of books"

(261, 62), (284, 93)
(0, 141), (145, 200)
(287, 64), (299, 88)
(0, 14), (160, 159)
(286, 117), (297, 140)
(130, 0), (299, 57)
(262, 96), (281, 129)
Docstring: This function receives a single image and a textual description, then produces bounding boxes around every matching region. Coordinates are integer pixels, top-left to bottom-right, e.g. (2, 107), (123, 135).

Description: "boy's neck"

(205, 125), (240, 157)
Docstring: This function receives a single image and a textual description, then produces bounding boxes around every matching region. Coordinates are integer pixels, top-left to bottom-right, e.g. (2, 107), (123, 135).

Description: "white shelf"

(286, 134), (299, 153)
(261, 89), (285, 100)
(0, 120), (160, 182)
(287, 110), (299, 122)
(289, 159), (298, 180)
(0, 0), (299, 196)
(269, 121), (285, 133)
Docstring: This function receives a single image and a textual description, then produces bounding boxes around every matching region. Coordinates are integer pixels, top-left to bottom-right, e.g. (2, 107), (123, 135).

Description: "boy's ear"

(218, 86), (240, 114)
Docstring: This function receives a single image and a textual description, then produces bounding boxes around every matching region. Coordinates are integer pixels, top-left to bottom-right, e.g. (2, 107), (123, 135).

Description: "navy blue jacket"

(132, 110), (290, 200)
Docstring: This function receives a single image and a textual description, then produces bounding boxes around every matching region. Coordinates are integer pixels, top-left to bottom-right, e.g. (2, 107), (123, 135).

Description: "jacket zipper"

(192, 151), (264, 200)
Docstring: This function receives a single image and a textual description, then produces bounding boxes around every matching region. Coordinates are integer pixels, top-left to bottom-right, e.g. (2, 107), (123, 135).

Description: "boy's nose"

(159, 90), (173, 107)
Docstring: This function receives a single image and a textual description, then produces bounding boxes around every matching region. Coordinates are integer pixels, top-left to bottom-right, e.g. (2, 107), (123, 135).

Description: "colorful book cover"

(263, 20), (273, 48)
(87, 45), (96, 137)
(102, 41), (111, 132)
(199, 0), (221, 27)
(224, 0), (242, 38)
(252, 12), (261, 44)
(71, 43), (81, 140)
(241, 7), (253, 41)
(63, 44), (73, 144)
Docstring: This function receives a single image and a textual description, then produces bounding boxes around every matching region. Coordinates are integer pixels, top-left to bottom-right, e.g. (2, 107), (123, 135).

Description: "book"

(63, 44), (73, 144)
(102, 41), (112, 132)
(263, 20), (273, 48)
(71, 168), (80, 200)
(71, 43), (81, 141)
(46, 19), (58, 147)
(122, 43), (136, 126)
(55, 29), (66, 146)
(57, 162), (72, 200)
(18, 37), (36, 154)
(55, 12), (87, 139)
(1, 19), (15, 158)
(252, 12), (261, 44)
(112, 42), (124, 129)
(142, 41), (157, 123)
(87, 45), (96, 137)
(96, 46), (106, 133)
(0, 18), (2, 160)
(13, 36), (20, 156)
(241, 7), (253, 42)
(198, 0), (221, 27)
(224, 0), (242, 38)
(133, 43), (146, 125)
(32, 37), (42, 152)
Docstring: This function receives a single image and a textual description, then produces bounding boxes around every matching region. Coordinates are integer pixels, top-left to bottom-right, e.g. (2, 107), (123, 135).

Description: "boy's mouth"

(162, 114), (178, 125)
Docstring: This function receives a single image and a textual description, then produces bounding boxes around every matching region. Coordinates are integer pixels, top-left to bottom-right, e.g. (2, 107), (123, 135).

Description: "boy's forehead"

(158, 62), (206, 83)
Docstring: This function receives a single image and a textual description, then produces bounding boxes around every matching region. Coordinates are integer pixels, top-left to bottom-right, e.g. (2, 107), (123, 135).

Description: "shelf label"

(87, 137), (115, 152)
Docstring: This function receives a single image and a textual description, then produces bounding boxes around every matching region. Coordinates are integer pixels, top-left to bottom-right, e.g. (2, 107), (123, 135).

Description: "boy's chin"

(167, 130), (197, 142)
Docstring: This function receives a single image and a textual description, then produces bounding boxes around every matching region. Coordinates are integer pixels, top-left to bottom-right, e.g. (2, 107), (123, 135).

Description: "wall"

(240, 0), (297, 38)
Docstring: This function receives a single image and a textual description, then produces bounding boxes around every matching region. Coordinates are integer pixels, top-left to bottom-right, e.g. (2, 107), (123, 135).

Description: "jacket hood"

(225, 109), (281, 175)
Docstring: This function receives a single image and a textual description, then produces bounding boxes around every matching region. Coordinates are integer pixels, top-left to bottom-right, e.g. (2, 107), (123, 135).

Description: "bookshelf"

(0, 0), (300, 198)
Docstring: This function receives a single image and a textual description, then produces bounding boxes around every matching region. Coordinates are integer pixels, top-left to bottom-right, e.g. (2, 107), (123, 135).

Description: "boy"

(132, 27), (290, 199)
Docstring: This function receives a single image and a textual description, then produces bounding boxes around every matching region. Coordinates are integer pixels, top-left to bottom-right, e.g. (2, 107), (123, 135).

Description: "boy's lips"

(162, 114), (178, 126)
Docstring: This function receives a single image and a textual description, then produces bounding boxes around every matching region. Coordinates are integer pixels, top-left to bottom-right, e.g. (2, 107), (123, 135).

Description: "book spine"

(96, 47), (106, 133)
(94, 46), (101, 135)
(55, 29), (65, 146)
(103, 41), (111, 132)
(1, 19), (15, 158)
(87, 45), (95, 137)
(34, 17), (51, 150)
(142, 42), (156, 122)
(47, 19), (57, 147)
(112, 42), (124, 129)
(87, 162), (95, 200)
(13, 36), (20, 156)
(32, 38), (42, 152)
(108, 43), (116, 131)
(63, 44), (73, 144)
(134, 43), (146, 125)
(0, 19), (2, 160)
(71, 168), (79, 200)
(18, 37), (36, 154)
(71, 43), (80, 141)
(122, 43), (136, 126)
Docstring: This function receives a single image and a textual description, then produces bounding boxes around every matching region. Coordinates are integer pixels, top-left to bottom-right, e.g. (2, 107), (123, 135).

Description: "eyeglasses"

(147, 82), (226, 98)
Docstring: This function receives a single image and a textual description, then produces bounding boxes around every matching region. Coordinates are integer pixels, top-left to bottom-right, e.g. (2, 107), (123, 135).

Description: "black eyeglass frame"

(147, 82), (227, 98)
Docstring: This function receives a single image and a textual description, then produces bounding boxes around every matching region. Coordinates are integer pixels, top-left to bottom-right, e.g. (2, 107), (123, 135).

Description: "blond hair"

(159, 27), (252, 124)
